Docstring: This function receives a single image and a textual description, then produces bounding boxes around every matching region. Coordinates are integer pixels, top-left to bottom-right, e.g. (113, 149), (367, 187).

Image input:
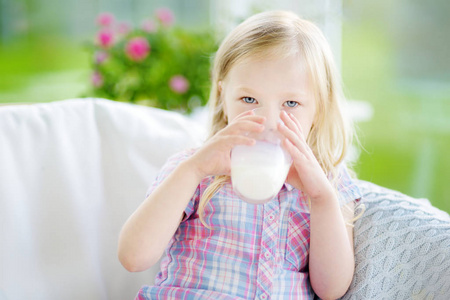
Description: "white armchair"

(0, 98), (449, 300)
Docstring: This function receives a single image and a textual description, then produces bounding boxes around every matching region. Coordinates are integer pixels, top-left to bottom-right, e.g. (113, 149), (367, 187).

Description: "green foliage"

(85, 10), (217, 113)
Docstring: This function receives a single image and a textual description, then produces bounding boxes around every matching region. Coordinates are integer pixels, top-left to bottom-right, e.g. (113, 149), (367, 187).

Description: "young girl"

(119, 10), (362, 300)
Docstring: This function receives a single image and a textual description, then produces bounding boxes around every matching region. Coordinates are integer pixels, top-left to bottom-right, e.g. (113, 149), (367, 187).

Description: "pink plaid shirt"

(136, 148), (361, 300)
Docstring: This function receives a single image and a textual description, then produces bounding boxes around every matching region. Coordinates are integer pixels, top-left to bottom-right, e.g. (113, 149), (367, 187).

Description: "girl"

(119, 10), (362, 300)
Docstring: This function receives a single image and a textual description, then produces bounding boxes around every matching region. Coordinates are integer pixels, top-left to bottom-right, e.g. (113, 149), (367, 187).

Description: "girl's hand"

(189, 110), (265, 179)
(278, 111), (334, 201)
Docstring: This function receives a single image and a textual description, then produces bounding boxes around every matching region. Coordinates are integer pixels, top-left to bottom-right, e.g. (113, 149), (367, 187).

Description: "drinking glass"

(230, 107), (291, 204)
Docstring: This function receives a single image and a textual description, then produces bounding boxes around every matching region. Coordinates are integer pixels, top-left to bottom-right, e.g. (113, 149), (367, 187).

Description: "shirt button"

(264, 252), (271, 260)
(260, 293), (268, 300)
(268, 214), (275, 221)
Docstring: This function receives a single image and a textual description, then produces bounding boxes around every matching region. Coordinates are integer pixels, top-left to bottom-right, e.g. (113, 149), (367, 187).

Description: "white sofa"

(0, 98), (449, 300)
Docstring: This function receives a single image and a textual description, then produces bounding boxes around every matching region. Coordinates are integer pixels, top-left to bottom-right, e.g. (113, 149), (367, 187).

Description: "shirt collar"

(284, 182), (295, 191)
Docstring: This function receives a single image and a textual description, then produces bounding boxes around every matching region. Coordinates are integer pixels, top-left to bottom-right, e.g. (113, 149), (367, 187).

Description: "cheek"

(226, 106), (249, 123)
(222, 97), (235, 122)
(301, 121), (314, 137)
(304, 107), (317, 137)
(291, 112), (315, 137)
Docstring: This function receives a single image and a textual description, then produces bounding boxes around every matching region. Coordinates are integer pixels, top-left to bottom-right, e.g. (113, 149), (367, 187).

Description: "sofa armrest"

(342, 180), (450, 299)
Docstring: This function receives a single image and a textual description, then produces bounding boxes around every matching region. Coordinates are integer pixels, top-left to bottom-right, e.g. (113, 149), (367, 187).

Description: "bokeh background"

(1, 0), (449, 213)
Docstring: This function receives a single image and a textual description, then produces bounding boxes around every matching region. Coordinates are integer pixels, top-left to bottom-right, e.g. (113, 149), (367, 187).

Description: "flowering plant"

(87, 9), (217, 112)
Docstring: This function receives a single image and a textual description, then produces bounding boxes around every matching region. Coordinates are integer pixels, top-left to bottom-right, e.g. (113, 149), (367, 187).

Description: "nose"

(252, 106), (280, 131)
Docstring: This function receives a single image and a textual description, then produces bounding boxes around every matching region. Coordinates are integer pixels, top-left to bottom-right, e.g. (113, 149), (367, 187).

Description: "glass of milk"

(230, 108), (292, 204)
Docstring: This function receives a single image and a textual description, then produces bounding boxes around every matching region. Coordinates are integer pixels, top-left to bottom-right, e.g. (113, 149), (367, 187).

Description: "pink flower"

(125, 37), (150, 61)
(169, 75), (189, 94)
(92, 71), (104, 87)
(97, 12), (115, 27)
(156, 8), (174, 26)
(94, 51), (109, 64)
(141, 19), (156, 33)
(97, 28), (114, 48)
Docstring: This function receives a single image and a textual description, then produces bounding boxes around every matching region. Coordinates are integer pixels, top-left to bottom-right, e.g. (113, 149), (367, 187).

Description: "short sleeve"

(144, 148), (199, 221)
(334, 164), (362, 206)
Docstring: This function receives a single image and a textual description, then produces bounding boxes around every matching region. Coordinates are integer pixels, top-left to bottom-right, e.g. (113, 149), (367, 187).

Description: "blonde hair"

(199, 11), (356, 227)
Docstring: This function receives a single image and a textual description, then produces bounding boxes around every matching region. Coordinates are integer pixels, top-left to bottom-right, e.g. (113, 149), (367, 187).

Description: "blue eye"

(242, 97), (256, 104)
(284, 101), (299, 108)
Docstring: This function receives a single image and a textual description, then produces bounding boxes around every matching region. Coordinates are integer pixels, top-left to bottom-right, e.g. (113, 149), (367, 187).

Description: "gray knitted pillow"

(341, 180), (450, 300)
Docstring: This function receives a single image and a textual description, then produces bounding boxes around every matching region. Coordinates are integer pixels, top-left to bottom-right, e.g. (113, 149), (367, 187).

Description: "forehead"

(224, 54), (310, 91)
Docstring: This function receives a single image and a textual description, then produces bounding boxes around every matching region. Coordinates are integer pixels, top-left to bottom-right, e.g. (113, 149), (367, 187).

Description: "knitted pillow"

(342, 180), (450, 300)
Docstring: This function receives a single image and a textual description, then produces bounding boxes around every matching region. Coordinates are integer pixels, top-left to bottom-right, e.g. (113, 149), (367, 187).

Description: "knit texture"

(341, 180), (450, 300)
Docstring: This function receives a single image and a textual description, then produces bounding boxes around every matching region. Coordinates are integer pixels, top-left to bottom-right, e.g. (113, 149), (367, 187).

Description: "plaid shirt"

(136, 148), (361, 300)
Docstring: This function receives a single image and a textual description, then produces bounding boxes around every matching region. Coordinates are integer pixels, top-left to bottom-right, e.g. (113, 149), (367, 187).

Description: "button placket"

(255, 200), (280, 299)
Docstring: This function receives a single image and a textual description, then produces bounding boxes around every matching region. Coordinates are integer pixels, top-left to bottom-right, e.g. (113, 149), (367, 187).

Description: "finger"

(283, 138), (317, 180)
(282, 137), (307, 164)
(288, 112), (305, 136)
(225, 112), (267, 135)
(232, 110), (266, 123)
(232, 114), (266, 125)
(280, 111), (304, 138)
(286, 113), (316, 157)
(224, 119), (265, 135)
(279, 111), (314, 157)
(218, 134), (256, 148)
(235, 109), (254, 118)
(278, 120), (309, 154)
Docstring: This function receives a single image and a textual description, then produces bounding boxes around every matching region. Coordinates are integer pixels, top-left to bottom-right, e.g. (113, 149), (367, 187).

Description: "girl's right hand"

(188, 110), (265, 179)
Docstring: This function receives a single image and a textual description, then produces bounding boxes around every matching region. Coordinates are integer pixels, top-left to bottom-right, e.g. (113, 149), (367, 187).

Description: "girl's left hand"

(277, 111), (334, 201)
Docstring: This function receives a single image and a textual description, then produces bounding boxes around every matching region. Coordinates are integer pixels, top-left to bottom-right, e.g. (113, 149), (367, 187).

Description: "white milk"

(231, 140), (291, 204)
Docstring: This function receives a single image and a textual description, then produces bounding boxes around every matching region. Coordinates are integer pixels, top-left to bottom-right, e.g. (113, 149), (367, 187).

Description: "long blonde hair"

(199, 11), (355, 227)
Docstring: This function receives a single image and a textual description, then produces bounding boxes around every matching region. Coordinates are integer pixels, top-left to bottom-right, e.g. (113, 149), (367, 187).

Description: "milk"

(231, 140), (291, 204)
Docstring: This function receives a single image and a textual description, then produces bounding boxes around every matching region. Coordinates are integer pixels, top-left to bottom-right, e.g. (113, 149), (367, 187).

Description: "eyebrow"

(235, 86), (307, 98)
(235, 86), (257, 95)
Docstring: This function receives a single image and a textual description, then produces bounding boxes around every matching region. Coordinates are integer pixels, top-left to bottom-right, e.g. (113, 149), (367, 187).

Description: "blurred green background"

(1, 0), (449, 213)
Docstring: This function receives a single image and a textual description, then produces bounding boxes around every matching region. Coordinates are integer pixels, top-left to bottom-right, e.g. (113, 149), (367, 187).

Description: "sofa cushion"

(0, 98), (206, 300)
